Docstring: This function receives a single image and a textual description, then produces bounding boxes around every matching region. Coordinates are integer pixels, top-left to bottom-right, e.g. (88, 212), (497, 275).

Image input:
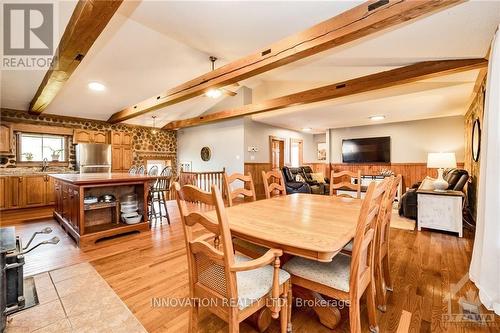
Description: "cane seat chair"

(329, 170), (362, 199)
(262, 170), (286, 199)
(283, 179), (390, 333)
(173, 182), (291, 333)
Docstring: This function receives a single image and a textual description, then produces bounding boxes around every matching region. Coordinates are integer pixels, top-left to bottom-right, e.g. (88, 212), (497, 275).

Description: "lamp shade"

(427, 152), (457, 169)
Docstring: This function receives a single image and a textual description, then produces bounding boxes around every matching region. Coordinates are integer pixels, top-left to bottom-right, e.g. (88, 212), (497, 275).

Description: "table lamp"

(427, 152), (457, 191)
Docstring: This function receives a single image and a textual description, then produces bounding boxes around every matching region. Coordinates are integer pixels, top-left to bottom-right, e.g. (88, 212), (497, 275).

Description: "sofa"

(399, 168), (469, 220)
(282, 166), (329, 195)
(281, 166), (311, 194)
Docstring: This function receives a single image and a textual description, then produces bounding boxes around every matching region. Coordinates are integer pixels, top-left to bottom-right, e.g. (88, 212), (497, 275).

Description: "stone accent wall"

(0, 109), (177, 172)
(464, 77), (486, 221)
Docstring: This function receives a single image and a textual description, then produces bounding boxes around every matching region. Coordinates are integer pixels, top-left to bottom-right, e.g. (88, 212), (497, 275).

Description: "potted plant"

(22, 152), (34, 161)
(45, 147), (64, 162)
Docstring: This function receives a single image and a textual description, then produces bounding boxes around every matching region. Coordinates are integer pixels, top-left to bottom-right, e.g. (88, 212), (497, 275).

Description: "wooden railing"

(179, 168), (226, 193)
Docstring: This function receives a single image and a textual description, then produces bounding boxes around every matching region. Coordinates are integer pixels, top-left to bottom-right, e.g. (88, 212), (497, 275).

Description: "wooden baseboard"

(0, 206), (54, 225)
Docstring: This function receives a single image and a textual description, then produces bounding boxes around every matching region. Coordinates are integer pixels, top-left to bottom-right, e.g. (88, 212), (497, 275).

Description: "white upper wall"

(244, 118), (316, 164)
(329, 116), (465, 163)
(177, 118), (244, 174)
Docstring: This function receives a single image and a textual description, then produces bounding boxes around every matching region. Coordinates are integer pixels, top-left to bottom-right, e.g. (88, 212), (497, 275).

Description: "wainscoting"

(245, 162), (464, 197)
(244, 163), (272, 199)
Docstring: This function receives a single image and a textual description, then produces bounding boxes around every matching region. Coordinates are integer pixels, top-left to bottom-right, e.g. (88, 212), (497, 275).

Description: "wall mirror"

(472, 119), (481, 162)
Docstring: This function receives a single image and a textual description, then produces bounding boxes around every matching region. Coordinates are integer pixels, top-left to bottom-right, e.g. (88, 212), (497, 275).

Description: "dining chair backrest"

(262, 170), (286, 199)
(377, 175), (401, 256)
(128, 166), (137, 175)
(330, 170), (362, 199)
(349, 178), (390, 297)
(223, 172), (257, 207)
(148, 165), (159, 176)
(173, 182), (237, 300)
(154, 166), (172, 191)
(136, 165), (146, 175)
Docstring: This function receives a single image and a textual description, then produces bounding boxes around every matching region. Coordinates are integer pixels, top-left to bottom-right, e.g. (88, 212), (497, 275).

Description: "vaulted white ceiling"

(1, 0), (499, 130)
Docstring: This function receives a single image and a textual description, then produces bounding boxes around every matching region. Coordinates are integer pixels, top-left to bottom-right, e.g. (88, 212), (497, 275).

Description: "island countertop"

(49, 172), (164, 185)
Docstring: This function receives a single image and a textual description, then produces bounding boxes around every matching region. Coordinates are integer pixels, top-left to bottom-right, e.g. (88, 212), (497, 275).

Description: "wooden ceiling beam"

(29, 0), (123, 114)
(163, 58), (488, 130)
(108, 0), (464, 123)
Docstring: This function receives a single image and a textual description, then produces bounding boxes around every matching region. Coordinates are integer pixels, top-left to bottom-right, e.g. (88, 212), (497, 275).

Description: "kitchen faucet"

(41, 157), (48, 172)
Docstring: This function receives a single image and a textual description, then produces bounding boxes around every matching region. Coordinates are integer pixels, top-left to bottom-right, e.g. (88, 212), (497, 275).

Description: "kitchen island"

(50, 173), (159, 249)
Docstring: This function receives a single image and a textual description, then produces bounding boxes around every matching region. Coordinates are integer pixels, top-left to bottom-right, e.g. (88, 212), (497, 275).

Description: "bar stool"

(128, 166), (137, 175)
(137, 165), (145, 175)
(148, 166), (172, 226)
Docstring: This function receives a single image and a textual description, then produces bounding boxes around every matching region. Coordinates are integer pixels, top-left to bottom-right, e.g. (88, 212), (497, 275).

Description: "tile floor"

(5, 263), (147, 333)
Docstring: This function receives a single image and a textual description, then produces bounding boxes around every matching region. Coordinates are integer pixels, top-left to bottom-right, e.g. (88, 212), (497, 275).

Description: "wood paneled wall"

(328, 163), (438, 193)
(246, 162), (465, 197)
(244, 163), (272, 199)
(464, 76), (486, 220)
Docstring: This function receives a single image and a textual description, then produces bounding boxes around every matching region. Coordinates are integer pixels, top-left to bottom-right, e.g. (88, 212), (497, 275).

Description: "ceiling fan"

(204, 56), (239, 98)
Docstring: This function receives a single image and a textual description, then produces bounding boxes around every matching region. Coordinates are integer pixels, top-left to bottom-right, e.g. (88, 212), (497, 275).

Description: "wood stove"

(1, 227), (59, 332)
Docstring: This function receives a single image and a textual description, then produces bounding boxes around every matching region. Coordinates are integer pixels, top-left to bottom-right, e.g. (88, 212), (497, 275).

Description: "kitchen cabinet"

(73, 129), (109, 144)
(111, 131), (133, 172)
(7, 176), (25, 209)
(45, 176), (56, 205)
(0, 177), (6, 209)
(1, 175), (58, 210)
(0, 123), (12, 153)
(24, 176), (46, 207)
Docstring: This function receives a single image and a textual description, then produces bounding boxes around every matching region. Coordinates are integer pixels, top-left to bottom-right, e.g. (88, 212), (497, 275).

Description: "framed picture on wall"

(317, 142), (327, 161)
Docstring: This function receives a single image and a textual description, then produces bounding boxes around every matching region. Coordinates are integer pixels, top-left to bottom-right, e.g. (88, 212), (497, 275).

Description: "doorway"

(290, 138), (303, 167)
(269, 136), (285, 170)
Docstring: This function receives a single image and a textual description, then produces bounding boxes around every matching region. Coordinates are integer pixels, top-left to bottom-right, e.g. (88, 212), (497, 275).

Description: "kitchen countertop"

(0, 170), (78, 176)
(49, 172), (166, 185)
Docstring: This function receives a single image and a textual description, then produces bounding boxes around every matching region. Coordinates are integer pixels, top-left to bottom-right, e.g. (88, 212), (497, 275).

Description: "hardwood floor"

(7, 202), (499, 332)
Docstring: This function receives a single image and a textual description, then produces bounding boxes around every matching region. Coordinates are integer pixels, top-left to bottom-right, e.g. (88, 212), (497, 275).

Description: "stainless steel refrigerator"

(75, 143), (112, 173)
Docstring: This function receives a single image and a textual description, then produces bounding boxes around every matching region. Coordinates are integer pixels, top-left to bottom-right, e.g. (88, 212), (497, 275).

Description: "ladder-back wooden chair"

(223, 172), (257, 207)
(374, 175), (401, 312)
(330, 170), (362, 199)
(283, 179), (389, 333)
(224, 172), (268, 259)
(262, 170), (286, 199)
(173, 182), (291, 333)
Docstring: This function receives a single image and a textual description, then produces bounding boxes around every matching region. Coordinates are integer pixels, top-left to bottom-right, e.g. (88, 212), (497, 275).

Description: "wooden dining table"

(205, 193), (363, 330)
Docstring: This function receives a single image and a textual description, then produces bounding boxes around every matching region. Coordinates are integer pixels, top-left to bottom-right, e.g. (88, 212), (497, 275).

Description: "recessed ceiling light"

(302, 127), (312, 132)
(88, 82), (106, 91)
(205, 88), (222, 98)
(369, 115), (385, 121)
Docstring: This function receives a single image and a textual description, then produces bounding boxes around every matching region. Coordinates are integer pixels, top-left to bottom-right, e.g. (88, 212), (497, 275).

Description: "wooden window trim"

(16, 132), (70, 164)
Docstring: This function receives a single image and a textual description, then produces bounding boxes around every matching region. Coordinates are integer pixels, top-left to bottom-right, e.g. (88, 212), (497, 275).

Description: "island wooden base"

(54, 210), (149, 250)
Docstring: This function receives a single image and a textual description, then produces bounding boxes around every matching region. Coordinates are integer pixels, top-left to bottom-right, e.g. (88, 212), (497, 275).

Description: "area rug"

(390, 211), (416, 231)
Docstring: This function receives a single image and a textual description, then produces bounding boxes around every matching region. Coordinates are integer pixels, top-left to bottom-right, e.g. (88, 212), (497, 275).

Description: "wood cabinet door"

(8, 177), (25, 208)
(54, 181), (62, 214)
(111, 131), (122, 145)
(74, 129), (92, 143)
(94, 132), (107, 144)
(0, 124), (12, 153)
(111, 146), (123, 171)
(62, 184), (71, 221)
(24, 176), (46, 207)
(122, 147), (132, 171)
(0, 177), (6, 210)
(45, 176), (56, 205)
(122, 132), (132, 146)
(70, 188), (80, 231)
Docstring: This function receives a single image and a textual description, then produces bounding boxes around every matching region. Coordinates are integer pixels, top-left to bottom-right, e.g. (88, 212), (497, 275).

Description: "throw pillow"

(310, 173), (325, 183)
(295, 174), (305, 182)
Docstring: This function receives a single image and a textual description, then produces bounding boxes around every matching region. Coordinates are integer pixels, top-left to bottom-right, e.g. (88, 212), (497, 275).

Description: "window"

(17, 133), (67, 162)
(290, 138), (303, 167)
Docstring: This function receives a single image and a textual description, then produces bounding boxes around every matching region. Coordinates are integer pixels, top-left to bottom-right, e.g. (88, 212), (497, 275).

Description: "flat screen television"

(342, 136), (391, 163)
